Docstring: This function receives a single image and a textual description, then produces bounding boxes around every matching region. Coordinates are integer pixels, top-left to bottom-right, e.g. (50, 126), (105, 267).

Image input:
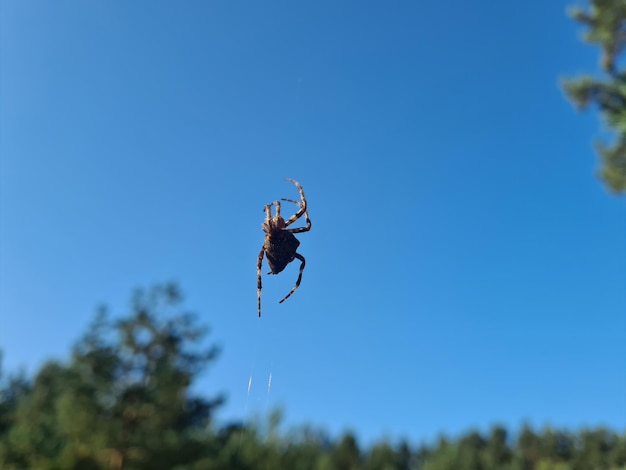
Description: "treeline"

(0, 284), (624, 470)
(215, 420), (626, 470)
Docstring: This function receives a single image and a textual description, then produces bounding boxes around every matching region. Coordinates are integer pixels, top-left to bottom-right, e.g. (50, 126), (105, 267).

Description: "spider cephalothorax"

(257, 178), (311, 317)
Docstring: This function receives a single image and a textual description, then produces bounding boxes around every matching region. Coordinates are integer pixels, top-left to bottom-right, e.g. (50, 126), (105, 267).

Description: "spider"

(257, 178), (311, 317)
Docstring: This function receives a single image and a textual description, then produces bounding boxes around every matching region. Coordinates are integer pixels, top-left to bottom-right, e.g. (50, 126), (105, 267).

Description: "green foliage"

(564, 0), (626, 193)
(364, 441), (397, 470)
(0, 283), (222, 469)
(484, 426), (512, 468)
(332, 432), (362, 470)
(0, 284), (625, 468)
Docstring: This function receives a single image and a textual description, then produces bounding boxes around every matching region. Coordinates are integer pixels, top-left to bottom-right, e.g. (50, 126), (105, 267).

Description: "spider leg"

(280, 197), (312, 233)
(281, 198), (302, 207)
(278, 253), (305, 304)
(283, 179), (308, 228)
(286, 214), (311, 233)
(282, 182), (311, 233)
(283, 207), (306, 227)
(264, 200), (281, 218)
(257, 245), (265, 317)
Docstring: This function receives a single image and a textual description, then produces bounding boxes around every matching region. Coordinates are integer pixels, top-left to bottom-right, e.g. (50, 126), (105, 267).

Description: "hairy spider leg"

(283, 179), (309, 229)
(278, 253), (306, 304)
(280, 197), (302, 207)
(280, 197), (311, 233)
(285, 208), (311, 233)
(257, 245), (265, 317)
(264, 200), (282, 220)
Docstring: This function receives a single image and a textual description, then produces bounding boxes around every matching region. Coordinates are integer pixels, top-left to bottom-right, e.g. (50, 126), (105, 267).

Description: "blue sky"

(1, 0), (625, 445)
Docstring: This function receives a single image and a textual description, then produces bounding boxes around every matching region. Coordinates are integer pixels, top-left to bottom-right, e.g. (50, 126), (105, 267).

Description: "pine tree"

(563, 0), (626, 193)
(0, 283), (223, 469)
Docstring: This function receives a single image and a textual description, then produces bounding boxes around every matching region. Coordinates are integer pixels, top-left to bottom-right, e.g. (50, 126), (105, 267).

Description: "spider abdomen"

(265, 230), (300, 274)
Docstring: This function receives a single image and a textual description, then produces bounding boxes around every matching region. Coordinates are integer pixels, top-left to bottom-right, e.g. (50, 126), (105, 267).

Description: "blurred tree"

(6, 361), (74, 467)
(0, 283), (223, 469)
(483, 425), (512, 469)
(281, 425), (330, 470)
(395, 440), (413, 470)
(413, 443), (434, 470)
(421, 436), (457, 470)
(535, 460), (572, 470)
(516, 424), (540, 470)
(0, 356), (28, 437)
(572, 428), (613, 470)
(364, 440), (396, 470)
(455, 430), (485, 470)
(0, 355), (31, 469)
(563, 0), (626, 193)
(608, 431), (626, 468)
(203, 421), (258, 470)
(539, 427), (573, 464)
(332, 432), (362, 470)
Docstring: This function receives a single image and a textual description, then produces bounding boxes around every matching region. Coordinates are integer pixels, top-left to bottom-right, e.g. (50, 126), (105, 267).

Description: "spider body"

(264, 230), (301, 274)
(257, 178), (311, 317)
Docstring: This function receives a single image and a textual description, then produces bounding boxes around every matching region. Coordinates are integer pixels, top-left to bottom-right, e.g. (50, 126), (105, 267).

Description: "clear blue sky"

(1, 0), (625, 445)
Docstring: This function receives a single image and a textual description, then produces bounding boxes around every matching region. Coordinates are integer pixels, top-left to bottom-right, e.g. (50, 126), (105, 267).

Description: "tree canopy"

(0, 283), (222, 469)
(564, 0), (626, 193)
